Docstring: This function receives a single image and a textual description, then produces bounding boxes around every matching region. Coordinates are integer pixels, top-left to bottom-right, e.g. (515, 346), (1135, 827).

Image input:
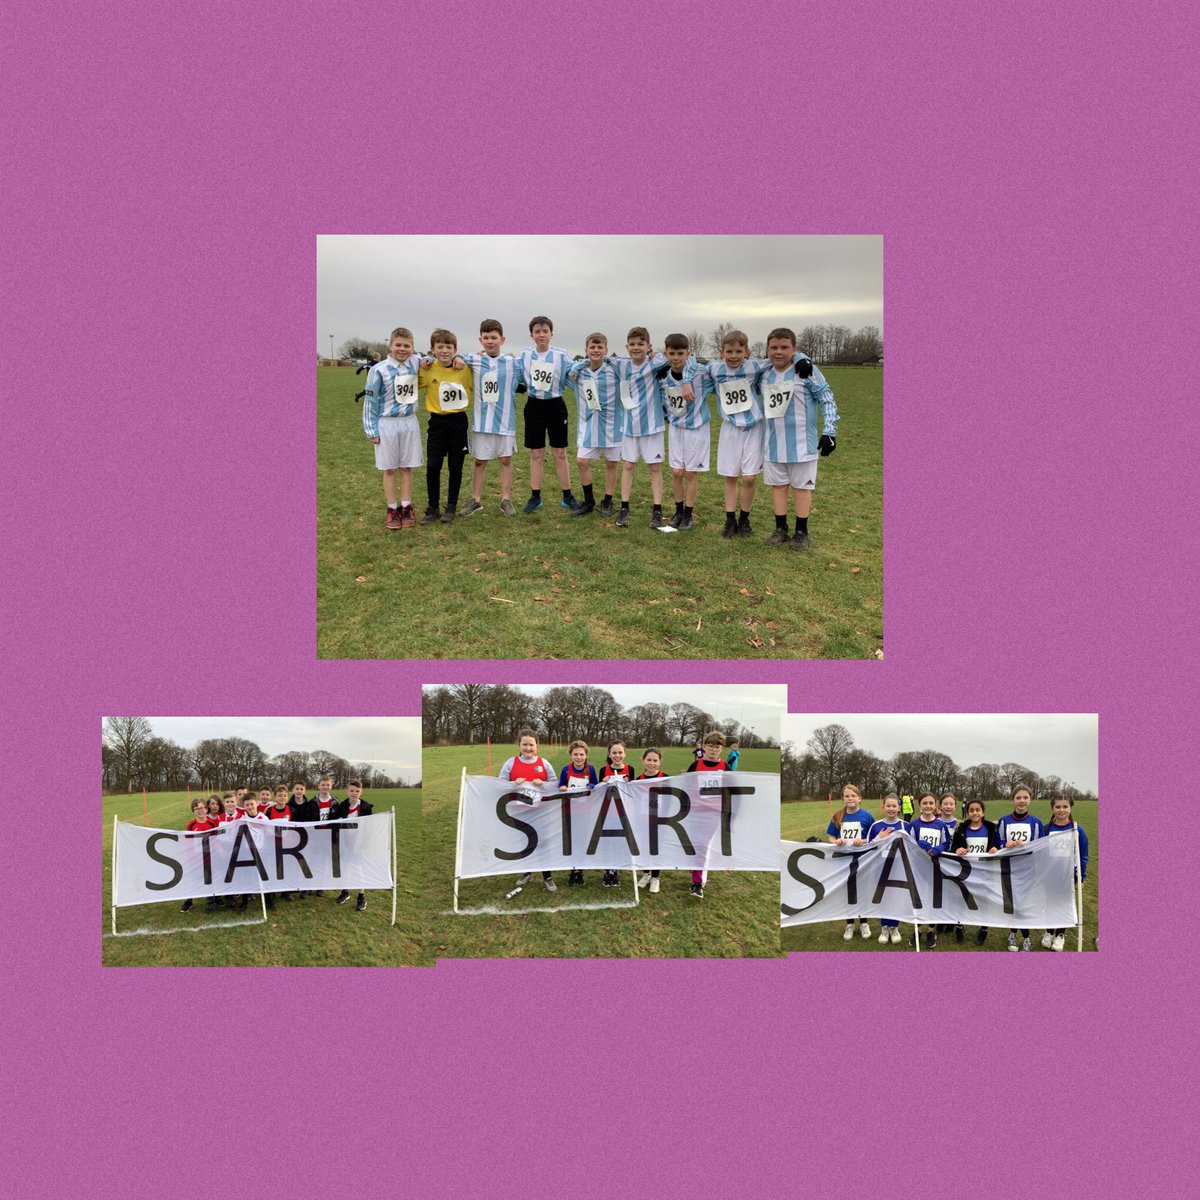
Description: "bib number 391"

(718, 379), (753, 415)
(439, 382), (468, 412)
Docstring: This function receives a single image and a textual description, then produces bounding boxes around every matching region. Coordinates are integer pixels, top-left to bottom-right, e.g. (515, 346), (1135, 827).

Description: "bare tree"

(103, 717), (152, 793)
(807, 724), (856, 799)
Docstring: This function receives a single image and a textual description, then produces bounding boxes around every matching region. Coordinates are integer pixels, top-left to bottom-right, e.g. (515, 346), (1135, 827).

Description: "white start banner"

(780, 829), (1078, 929)
(456, 771), (780, 877)
(113, 814), (395, 906)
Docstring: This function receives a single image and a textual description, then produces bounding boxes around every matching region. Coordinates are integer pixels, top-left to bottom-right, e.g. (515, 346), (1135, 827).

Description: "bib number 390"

(718, 379), (753, 415)
(481, 371), (500, 404)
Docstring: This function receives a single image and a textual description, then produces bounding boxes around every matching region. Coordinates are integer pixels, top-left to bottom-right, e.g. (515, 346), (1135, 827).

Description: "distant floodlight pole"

(329, 334), (334, 361)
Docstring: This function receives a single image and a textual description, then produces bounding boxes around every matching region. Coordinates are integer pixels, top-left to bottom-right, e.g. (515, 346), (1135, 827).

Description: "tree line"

(102, 718), (418, 794)
(782, 724), (1097, 804)
(422, 685), (777, 750)
(334, 323), (882, 367)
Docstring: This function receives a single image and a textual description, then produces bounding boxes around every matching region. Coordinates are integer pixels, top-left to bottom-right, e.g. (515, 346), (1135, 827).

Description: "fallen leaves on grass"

(875, 649), (884, 659)
(850, 567), (861, 575)
(355, 576), (368, 583)
(747, 636), (765, 648)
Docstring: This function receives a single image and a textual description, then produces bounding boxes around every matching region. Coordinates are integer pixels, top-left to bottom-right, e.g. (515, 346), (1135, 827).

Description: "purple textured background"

(4, 0), (1193, 1196)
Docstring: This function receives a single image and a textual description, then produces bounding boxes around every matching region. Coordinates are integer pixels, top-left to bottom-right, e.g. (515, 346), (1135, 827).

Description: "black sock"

(795, 516), (808, 535)
(531, 489), (541, 502)
(725, 510), (736, 524)
(652, 503), (662, 514)
(673, 501), (684, 513)
(683, 506), (693, 518)
(775, 514), (788, 531)
(738, 509), (750, 524)
(602, 493), (612, 505)
(620, 500), (630, 512)
(583, 484), (594, 503)
(562, 489), (574, 501)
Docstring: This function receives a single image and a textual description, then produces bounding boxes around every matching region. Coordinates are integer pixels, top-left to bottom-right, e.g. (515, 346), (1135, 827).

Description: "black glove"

(795, 358), (813, 379)
(515, 382), (527, 393)
(819, 434), (836, 457)
(653, 363), (671, 380)
(354, 389), (367, 403)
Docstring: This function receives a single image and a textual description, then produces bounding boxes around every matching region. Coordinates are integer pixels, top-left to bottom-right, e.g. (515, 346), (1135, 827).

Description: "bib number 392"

(718, 379), (753, 415)
(665, 386), (688, 415)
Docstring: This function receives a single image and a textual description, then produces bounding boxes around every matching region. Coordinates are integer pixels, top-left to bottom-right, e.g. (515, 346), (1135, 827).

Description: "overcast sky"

(425, 684), (786, 740)
(317, 236), (882, 356)
(142, 717), (422, 780)
(782, 714), (1099, 792)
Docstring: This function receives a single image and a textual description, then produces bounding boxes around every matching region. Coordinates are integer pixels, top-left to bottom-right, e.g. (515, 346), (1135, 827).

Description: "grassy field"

(102, 790), (431, 967)
(317, 364), (882, 660)
(779, 800), (1098, 953)
(423, 743), (782, 959)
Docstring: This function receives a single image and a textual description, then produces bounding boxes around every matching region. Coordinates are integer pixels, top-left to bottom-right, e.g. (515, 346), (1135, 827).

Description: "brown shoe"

(386, 506), (403, 530)
(765, 527), (789, 544)
(400, 505), (415, 528)
(440, 507), (456, 524)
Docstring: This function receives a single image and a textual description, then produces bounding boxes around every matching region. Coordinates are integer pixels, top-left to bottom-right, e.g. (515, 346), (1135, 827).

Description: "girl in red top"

(597, 740), (634, 887)
(501, 730), (558, 892)
(684, 730), (728, 898)
(636, 748), (666, 894)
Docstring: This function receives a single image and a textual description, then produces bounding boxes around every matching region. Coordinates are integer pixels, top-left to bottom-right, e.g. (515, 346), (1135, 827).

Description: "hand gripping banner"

(455, 771), (780, 880)
(780, 829), (1078, 930)
(112, 813), (396, 924)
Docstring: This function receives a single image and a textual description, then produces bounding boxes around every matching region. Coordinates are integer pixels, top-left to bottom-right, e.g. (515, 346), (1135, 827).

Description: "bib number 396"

(530, 361), (555, 392)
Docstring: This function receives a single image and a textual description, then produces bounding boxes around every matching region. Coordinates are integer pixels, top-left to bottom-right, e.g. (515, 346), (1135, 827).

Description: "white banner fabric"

(114, 814), (394, 907)
(457, 772), (780, 878)
(780, 830), (1077, 929)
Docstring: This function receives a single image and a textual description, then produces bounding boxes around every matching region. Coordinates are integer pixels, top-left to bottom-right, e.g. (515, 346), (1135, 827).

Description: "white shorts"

(621, 431), (665, 464)
(668, 425), (711, 473)
(763, 457), (818, 489)
(473, 431), (516, 461)
(373, 416), (423, 471)
(716, 422), (764, 478)
(577, 444), (622, 462)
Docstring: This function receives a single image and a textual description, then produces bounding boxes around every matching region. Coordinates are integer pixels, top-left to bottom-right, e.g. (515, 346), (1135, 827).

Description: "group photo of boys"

(102, 717), (428, 967)
(317, 235), (883, 662)
(421, 682), (786, 960)
(779, 713), (1099, 953)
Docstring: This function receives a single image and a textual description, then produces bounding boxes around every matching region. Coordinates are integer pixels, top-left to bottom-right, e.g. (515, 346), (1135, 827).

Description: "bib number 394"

(439, 382), (468, 412)
(393, 376), (417, 407)
(718, 378), (753, 415)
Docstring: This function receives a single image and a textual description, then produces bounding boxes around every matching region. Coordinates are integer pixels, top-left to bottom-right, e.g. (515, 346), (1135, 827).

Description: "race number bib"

(392, 375), (417, 408)
(481, 371), (500, 404)
(1005, 823), (1032, 844)
(619, 381), (636, 410)
(529, 360), (555, 393)
(717, 378), (753, 415)
(966, 835), (989, 854)
(841, 821), (865, 842)
(438, 381), (468, 412)
(579, 379), (600, 412)
(918, 829), (942, 848)
(664, 386), (688, 415)
(762, 380), (793, 419)
(566, 775), (591, 791)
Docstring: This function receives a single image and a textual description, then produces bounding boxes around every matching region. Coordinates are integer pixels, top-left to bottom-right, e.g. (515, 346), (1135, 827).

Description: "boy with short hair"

(657, 333), (708, 530)
(684, 731), (728, 898)
(363, 327), (423, 530)
(516, 316), (580, 513)
(418, 329), (473, 524)
(756, 327), (838, 551)
(564, 334), (623, 517)
(608, 327), (669, 528)
(456, 319), (524, 518)
(335, 779), (374, 910)
(694, 330), (772, 538)
(181, 798), (220, 912)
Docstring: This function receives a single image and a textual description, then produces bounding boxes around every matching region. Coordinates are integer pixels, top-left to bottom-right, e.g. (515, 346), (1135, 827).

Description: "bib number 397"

(762, 381), (793, 419)
(718, 379), (753, 415)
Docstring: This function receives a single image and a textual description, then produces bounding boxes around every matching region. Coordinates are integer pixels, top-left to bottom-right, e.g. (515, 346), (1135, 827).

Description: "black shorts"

(427, 411), (469, 457)
(523, 395), (569, 450)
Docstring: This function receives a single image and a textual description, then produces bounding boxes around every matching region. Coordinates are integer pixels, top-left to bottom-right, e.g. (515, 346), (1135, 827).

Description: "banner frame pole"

(1074, 821), (1084, 952)
(453, 767), (466, 914)
(391, 807), (397, 927)
(913, 922), (920, 952)
(632, 861), (640, 906)
(111, 814), (118, 935)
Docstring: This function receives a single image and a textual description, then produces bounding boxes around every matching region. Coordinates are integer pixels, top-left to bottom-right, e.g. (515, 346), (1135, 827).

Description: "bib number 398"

(718, 379), (753, 415)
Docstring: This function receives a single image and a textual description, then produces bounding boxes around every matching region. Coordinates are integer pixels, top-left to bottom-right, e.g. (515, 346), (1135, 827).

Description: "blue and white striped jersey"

(663, 359), (712, 431)
(518, 346), (577, 398)
(756, 357), (839, 462)
(565, 359), (623, 451)
(363, 354), (422, 438)
(460, 352), (525, 435)
(696, 358), (771, 429)
(610, 353), (668, 437)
